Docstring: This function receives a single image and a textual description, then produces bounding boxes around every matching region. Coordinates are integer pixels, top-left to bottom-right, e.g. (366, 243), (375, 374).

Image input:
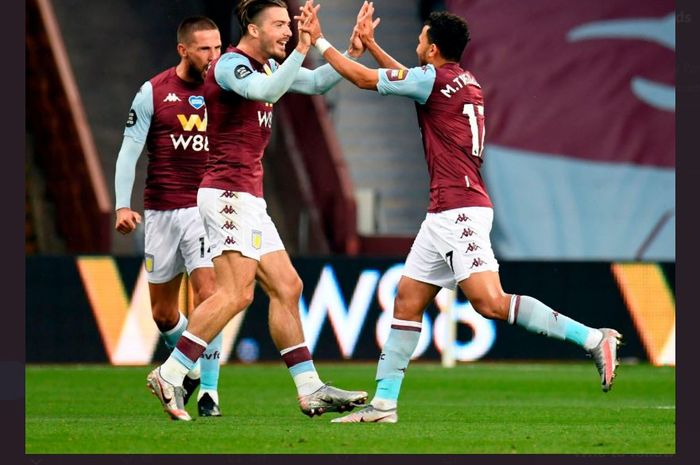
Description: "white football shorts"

(197, 188), (284, 261)
(403, 206), (500, 290)
(143, 207), (214, 284)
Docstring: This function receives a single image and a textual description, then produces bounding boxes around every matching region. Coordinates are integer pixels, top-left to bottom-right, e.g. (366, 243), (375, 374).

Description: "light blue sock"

(200, 332), (222, 395)
(510, 295), (602, 350)
(162, 312), (187, 350)
(372, 319), (422, 409)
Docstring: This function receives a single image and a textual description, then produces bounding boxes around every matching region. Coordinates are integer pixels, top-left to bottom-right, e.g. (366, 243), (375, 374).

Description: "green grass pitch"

(26, 362), (674, 454)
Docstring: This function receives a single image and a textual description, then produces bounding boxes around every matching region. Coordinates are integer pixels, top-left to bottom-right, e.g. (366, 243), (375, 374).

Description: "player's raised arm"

(297, 2), (378, 90)
(215, 3), (313, 103)
(355, 1), (404, 69)
(298, 2), (433, 103)
(287, 0), (377, 95)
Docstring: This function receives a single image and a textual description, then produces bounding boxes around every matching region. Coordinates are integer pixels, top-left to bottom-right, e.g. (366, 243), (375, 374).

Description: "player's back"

(200, 46), (274, 197)
(417, 63), (492, 212)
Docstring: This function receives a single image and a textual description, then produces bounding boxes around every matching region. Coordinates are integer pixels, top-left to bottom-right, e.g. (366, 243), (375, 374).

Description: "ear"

(429, 43), (438, 58)
(177, 43), (187, 58)
(247, 23), (259, 38)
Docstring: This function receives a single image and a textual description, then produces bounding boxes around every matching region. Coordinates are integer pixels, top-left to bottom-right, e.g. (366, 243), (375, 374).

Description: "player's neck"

(175, 62), (201, 84)
(429, 56), (454, 68)
(236, 37), (267, 65)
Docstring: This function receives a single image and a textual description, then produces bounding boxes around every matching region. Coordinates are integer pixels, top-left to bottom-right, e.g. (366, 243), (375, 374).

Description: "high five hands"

(295, 1), (380, 58)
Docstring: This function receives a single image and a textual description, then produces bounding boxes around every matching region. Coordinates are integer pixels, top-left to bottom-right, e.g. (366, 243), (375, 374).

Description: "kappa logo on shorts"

(224, 236), (236, 246)
(221, 220), (237, 231)
(252, 230), (262, 250)
(470, 257), (486, 269)
(219, 205), (236, 215)
(460, 228), (475, 238)
(220, 191), (237, 199)
(465, 242), (481, 253)
(455, 214), (470, 223)
(144, 254), (154, 273)
(235, 64), (253, 79)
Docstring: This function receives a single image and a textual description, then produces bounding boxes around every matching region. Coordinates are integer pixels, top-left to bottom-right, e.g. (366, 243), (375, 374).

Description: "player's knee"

(219, 287), (254, 314)
(273, 274), (303, 303)
(151, 306), (180, 331)
(393, 293), (424, 321)
(193, 282), (216, 304)
(235, 287), (255, 310)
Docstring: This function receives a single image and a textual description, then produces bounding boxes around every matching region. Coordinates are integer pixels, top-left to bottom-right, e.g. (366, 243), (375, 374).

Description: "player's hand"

(356, 1), (381, 46)
(348, 26), (363, 58)
(115, 207), (141, 235)
(296, 0), (323, 45)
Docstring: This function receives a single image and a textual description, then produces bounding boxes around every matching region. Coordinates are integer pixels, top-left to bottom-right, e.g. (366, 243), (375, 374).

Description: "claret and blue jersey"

(376, 63), (491, 212)
(123, 68), (209, 210)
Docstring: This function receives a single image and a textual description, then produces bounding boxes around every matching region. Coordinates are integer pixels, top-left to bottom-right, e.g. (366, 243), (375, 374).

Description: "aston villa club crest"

(144, 254), (154, 273)
(252, 230), (262, 250)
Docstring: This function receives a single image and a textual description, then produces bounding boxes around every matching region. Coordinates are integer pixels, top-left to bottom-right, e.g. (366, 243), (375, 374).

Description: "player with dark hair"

(145, 0), (372, 421)
(299, 2), (622, 423)
(115, 16), (225, 417)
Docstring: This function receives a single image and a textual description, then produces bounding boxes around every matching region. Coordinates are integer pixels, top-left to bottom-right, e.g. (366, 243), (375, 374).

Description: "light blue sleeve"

(215, 50), (306, 103)
(123, 81), (153, 143)
(114, 135), (145, 210)
(376, 64), (436, 104)
(288, 53), (357, 95)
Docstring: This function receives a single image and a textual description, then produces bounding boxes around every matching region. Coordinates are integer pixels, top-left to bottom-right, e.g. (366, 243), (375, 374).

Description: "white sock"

(159, 355), (191, 386)
(293, 371), (324, 397)
(371, 397), (397, 410)
(188, 360), (201, 379)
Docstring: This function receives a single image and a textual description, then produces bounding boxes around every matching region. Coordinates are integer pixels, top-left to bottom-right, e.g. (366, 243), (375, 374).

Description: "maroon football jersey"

(199, 47), (274, 197)
(418, 63), (492, 212)
(144, 68), (209, 210)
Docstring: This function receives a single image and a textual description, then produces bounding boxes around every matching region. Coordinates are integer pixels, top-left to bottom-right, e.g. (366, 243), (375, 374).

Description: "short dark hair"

(425, 11), (470, 62)
(236, 0), (288, 32)
(177, 16), (219, 44)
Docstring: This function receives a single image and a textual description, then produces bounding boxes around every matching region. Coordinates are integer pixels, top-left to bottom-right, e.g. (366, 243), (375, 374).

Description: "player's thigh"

(197, 188), (265, 261)
(188, 267), (217, 306)
(394, 275), (441, 322)
(458, 270), (509, 320)
(144, 209), (186, 284)
(176, 207), (216, 303)
(403, 215), (457, 290)
(429, 207), (500, 285)
(212, 250), (258, 306)
(178, 206), (214, 274)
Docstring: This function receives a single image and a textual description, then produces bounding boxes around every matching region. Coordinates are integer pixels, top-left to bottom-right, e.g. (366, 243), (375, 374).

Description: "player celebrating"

(298, 2), (622, 423)
(145, 0), (371, 421)
(115, 17), (224, 417)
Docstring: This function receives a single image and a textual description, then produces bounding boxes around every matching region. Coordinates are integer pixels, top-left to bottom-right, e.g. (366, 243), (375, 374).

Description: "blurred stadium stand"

(316, 0), (429, 241)
(27, 0), (112, 253)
